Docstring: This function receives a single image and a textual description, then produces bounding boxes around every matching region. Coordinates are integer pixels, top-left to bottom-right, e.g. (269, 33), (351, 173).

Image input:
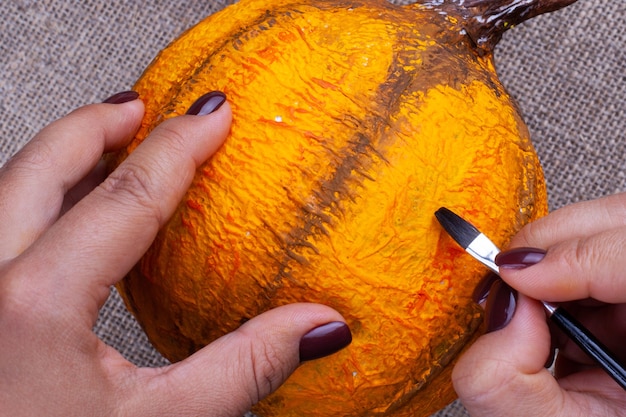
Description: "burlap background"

(1, 1), (624, 416)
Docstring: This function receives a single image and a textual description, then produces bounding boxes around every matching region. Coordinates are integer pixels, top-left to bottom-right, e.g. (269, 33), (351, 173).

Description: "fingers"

(12, 94), (232, 316)
(496, 197), (626, 303)
(454, 295), (563, 416)
(509, 193), (626, 249)
(499, 227), (626, 303)
(456, 194), (626, 416)
(60, 160), (110, 216)
(454, 295), (622, 416)
(0, 97), (144, 260)
(123, 304), (351, 417)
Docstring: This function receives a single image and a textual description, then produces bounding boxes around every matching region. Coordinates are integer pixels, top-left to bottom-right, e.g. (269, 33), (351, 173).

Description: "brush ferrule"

(466, 233), (501, 274)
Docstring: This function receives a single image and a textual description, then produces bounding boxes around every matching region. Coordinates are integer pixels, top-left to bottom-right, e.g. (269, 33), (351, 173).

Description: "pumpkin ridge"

(261, 38), (425, 292)
(258, 18), (503, 314)
(143, 4), (304, 124)
(262, 26), (491, 260)
(155, 0), (393, 119)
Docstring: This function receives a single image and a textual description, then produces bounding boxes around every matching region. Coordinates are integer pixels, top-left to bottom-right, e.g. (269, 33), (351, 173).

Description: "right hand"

(453, 192), (626, 416)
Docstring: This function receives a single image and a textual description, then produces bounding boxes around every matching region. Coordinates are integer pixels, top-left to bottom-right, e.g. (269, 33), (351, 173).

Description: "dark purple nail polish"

(103, 90), (139, 104)
(485, 279), (517, 333)
(472, 272), (499, 305)
(495, 247), (547, 270)
(186, 91), (227, 116)
(299, 321), (352, 362)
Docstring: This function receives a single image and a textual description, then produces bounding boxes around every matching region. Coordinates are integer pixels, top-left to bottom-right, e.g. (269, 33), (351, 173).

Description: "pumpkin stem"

(421, 0), (577, 53)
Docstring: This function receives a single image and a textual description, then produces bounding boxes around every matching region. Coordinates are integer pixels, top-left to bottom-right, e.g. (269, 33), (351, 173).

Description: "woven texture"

(1, 1), (624, 416)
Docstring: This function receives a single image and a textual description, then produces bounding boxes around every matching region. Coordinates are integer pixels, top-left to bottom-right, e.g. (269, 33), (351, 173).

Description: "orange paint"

(103, 0), (575, 415)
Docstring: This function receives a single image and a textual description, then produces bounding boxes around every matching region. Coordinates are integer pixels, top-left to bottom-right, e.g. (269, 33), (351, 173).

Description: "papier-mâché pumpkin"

(109, 0), (575, 415)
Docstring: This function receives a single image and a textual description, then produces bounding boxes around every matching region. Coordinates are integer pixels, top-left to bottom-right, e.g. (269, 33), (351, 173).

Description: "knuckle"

(98, 161), (164, 224)
(569, 235), (606, 274)
(564, 233), (620, 293)
(0, 262), (48, 329)
(557, 236), (605, 291)
(237, 334), (289, 404)
(454, 357), (556, 416)
(254, 343), (286, 395)
(516, 221), (536, 246)
(453, 357), (510, 405)
(510, 219), (543, 248)
(150, 121), (190, 157)
(6, 139), (56, 175)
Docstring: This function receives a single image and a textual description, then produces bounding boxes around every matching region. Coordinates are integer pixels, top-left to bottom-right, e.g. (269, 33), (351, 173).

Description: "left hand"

(0, 91), (351, 416)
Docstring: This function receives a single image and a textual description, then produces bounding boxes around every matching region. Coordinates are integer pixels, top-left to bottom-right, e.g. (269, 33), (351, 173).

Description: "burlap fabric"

(1, 1), (623, 416)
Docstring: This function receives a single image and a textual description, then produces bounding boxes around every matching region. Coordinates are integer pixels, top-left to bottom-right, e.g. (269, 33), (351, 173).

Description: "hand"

(453, 193), (626, 416)
(0, 91), (351, 417)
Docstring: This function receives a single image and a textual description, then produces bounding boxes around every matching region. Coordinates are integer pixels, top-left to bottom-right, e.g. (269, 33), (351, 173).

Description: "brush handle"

(548, 306), (626, 390)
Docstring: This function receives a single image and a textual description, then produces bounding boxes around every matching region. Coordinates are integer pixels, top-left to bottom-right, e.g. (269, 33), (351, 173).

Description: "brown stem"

(419, 0), (578, 53)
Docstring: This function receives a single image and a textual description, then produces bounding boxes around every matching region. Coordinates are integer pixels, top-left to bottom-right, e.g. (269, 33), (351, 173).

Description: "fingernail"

(485, 279), (517, 333)
(186, 91), (227, 116)
(103, 90), (139, 104)
(495, 247), (547, 270)
(299, 321), (352, 362)
(472, 272), (499, 305)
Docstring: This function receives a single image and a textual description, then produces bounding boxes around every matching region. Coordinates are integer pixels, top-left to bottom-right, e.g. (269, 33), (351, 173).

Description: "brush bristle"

(434, 207), (480, 249)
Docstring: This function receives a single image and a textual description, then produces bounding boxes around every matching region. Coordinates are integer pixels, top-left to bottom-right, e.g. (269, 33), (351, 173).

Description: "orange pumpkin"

(108, 0), (575, 415)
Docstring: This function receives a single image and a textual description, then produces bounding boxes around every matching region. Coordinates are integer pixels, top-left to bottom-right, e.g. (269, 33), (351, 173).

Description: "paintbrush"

(434, 207), (626, 390)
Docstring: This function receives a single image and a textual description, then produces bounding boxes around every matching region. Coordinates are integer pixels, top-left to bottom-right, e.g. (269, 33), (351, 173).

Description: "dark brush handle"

(549, 306), (626, 390)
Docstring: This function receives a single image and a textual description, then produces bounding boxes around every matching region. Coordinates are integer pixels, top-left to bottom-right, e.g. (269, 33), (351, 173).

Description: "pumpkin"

(109, 0), (575, 415)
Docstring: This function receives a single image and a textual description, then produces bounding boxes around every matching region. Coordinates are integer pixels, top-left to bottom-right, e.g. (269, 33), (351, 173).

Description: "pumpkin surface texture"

(109, 0), (575, 415)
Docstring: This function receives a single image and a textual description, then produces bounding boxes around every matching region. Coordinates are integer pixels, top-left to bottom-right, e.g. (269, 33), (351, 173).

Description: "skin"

(453, 193), (626, 416)
(0, 97), (346, 416)
(1, 93), (624, 416)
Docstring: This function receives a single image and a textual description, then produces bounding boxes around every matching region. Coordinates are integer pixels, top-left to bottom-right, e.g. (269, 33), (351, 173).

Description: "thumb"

(453, 291), (566, 416)
(133, 303), (351, 417)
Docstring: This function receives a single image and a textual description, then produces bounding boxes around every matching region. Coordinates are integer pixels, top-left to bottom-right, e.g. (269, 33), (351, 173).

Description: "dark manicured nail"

(103, 90), (139, 104)
(485, 279), (518, 333)
(186, 91), (227, 116)
(299, 321), (352, 362)
(472, 272), (500, 305)
(495, 247), (547, 270)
